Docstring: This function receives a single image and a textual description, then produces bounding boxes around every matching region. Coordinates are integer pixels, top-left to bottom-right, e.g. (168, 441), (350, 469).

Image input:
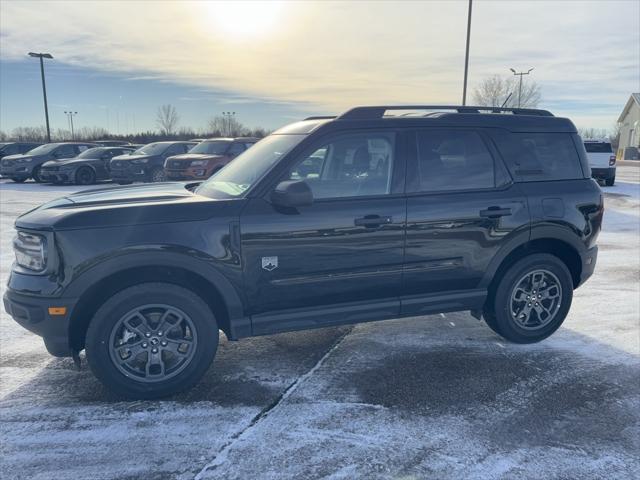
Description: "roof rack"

(339, 105), (554, 119)
(304, 116), (337, 120)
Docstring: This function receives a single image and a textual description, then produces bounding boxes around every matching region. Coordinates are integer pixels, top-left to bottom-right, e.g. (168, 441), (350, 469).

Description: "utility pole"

(28, 52), (53, 142)
(222, 111), (236, 136)
(64, 111), (78, 140)
(462, 0), (473, 105)
(509, 68), (534, 107)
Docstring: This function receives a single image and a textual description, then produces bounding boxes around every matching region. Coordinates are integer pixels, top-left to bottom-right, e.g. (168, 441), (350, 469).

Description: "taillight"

(609, 155), (616, 166)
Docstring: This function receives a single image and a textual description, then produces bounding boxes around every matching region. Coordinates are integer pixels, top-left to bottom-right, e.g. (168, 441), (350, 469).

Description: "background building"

(617, 93), (640, 160)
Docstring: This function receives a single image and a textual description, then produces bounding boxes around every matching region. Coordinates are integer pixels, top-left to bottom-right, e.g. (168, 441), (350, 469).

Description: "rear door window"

(493, 132), (583, 181)
(56, 144), (77, 157)
(409, 129), (496, 193)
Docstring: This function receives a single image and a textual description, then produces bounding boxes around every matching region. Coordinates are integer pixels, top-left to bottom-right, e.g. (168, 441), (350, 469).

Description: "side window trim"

(280, 129), (404, 201)
(406, 127), (500, 196)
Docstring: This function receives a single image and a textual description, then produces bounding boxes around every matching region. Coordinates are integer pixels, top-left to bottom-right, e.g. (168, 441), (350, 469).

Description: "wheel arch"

(66, 254), (247, 351)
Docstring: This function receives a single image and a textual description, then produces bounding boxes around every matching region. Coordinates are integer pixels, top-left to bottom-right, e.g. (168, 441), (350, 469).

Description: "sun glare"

(205, 1), (285, 39)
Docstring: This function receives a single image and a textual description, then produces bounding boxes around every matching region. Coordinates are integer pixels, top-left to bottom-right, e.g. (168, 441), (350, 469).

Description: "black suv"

(0, 142), (43, 160)
(4, 106), (603, 398)
(109, 141), (197, 183)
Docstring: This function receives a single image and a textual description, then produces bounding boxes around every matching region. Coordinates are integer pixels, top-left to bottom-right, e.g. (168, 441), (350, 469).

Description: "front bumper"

(3, 289), (76, 357)
(0, 165), (32, 178)
(110, 164), (150, 182)
(165, 164), (212, 180)
(39, 169), (73, 183)
(591, 167), (615, 180)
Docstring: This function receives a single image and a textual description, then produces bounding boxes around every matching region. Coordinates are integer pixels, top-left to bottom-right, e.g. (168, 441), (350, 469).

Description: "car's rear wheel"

(85, 283), (218, 399)
(75, 167), (96, 185)
(150, 167), (166, 183)
(484, 253), (573, 343)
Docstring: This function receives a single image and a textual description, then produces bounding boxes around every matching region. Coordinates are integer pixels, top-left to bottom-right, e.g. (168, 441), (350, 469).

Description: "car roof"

(201, 137), (260, 142)
(274, 105), (577, 135)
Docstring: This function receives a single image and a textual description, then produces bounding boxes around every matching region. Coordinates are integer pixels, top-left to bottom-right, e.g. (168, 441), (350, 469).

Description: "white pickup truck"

(584, 139), (616, 186)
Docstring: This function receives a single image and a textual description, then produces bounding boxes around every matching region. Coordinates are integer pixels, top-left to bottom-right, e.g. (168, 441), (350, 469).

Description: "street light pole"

(222, 111), (236, 136)
(64, 111), (78, 140)
(462, 0), (473, 105)
(509, 67), (534, 108)
(28, 52), (53, 143)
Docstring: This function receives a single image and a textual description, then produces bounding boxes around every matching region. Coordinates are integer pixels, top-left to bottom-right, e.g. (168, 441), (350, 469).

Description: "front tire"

(484, 254), (573, 343)
(10, 177), (26, 183)
(75, 167), (96, 185)
(85, 283), (218, 399)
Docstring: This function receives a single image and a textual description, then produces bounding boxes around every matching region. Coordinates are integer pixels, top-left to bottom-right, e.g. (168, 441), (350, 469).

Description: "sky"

(0, 0), (638, 135)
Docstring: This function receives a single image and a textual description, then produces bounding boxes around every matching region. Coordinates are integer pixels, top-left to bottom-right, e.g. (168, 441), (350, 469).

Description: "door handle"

(355, 215), (393, 227)
(480, 207), (512, 218)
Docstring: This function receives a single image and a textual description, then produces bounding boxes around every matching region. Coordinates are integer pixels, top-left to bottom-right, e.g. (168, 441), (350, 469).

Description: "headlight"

(131, 158), (149, 164)
(13, 231), (47, 272)
(16, 158), (33, 164)
(190, 160), (208, 166)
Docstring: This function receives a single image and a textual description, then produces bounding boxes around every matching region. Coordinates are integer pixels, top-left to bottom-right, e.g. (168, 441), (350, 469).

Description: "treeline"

(0, 123), (270, 144)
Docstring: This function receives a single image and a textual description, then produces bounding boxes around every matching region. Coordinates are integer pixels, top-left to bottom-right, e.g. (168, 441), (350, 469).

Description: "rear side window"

(584, 142), (612, 153)
(493, 132), (583, 181)
(411, 129), (495, 193)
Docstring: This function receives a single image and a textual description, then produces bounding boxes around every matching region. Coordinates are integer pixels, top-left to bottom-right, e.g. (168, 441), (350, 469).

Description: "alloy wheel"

(509, 269), (562, 330)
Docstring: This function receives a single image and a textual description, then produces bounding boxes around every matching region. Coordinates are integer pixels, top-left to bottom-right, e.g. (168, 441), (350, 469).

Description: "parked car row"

(0, 138), (258, 185)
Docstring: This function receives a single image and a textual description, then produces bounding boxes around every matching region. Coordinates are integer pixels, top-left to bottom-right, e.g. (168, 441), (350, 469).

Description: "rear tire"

(605, 175), (615, 186)
(75, 167), (96, 185)
(85, 283), (219, 399)
(484, 254), (573, 343)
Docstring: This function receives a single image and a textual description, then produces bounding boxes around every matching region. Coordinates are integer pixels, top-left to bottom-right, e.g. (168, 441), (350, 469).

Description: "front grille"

(169, 160), (186, 168)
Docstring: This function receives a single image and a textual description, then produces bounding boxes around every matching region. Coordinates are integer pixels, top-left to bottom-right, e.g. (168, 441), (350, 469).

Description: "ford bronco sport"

(4, 106), (603, 398)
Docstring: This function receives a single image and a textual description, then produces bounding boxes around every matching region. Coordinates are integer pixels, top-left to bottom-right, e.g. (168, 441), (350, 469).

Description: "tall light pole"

(510, 67), (534, 108)
(64, 111), (78, 140)
(462, 0), (473, 105)
(222, 111), (236, 136)
(28, 52), (53, 143)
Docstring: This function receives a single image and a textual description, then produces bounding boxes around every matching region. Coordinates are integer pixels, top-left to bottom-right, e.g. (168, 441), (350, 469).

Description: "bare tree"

(156, 104), (179, 136)
(473, 75), (541, 108)
(207, 115), (246, 137)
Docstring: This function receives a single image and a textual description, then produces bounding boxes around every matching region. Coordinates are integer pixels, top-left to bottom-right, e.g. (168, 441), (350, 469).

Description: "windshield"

(584, 142), (612, 153)
(189, 141), (230, 155)
(77, 147), (107, 158)
(133, 142), (169, 156)
(196, 135), (303, 199)
(23, 143), (59, 155)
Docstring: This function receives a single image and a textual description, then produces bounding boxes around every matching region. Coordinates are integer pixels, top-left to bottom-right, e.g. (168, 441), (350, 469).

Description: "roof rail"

(339, 105), (554, 119)
(304, 115), (337, 120)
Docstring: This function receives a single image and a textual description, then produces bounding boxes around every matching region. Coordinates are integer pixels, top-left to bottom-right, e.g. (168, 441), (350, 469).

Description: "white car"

(584, 139), (616, 186)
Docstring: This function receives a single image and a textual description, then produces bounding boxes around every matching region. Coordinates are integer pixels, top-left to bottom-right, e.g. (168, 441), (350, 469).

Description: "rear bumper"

(590, 167), (615, 180)
(3, 289), (76, 357)
(577, 245), (598, 288)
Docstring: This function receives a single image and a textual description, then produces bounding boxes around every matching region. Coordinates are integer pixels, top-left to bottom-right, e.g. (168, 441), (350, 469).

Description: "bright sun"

(205, 1), (285, 39)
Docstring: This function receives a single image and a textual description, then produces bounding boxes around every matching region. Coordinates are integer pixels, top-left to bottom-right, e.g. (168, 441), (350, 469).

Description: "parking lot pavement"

(1, 176), (639, 479)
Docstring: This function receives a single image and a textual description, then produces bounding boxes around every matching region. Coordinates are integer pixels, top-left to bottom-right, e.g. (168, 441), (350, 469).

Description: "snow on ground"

(0, 170), (639, 479)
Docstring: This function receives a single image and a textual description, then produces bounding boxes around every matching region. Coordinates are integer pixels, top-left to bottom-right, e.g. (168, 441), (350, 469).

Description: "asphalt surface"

(0, 166), (638, 479)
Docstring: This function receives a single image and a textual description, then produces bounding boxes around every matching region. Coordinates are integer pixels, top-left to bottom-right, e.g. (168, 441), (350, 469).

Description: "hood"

(15, 182), (244, 231)
(166, 153), (224, 162)
(3, 153), (36, 162)
(111, 153), (153, 162)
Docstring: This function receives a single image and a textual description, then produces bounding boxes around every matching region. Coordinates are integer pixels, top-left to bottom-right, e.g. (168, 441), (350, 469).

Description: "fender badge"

(262, 256), (278, 271)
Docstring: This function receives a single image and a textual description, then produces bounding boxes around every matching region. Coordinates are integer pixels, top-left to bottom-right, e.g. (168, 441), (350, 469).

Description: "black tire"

(116, 181), (133, 185)
(150, 167), (166, 183)
(85, 283), (218, 399)
(11, 177), (26, 183)
(75, 167), (96, 185)
(605, 175), (615, 186)
(484, 253), (573, 343)
(32, 166), (43, 183)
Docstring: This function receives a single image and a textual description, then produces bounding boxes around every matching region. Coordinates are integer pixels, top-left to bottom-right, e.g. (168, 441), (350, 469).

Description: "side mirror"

(271, 180), (313, 208)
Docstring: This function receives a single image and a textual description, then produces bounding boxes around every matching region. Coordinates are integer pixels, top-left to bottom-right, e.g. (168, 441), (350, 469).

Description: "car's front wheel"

(484, 253), (573, 343)
(75, 167), (96, 185)
(85, 283), (218, 399)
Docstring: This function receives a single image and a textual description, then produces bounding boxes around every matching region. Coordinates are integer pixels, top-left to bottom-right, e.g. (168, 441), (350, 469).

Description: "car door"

(402, 128), (530, 315)
(240, 130), (407, 334)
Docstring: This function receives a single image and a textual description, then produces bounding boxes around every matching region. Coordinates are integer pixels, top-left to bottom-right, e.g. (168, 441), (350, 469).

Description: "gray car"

(0, 142), (96, 183)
